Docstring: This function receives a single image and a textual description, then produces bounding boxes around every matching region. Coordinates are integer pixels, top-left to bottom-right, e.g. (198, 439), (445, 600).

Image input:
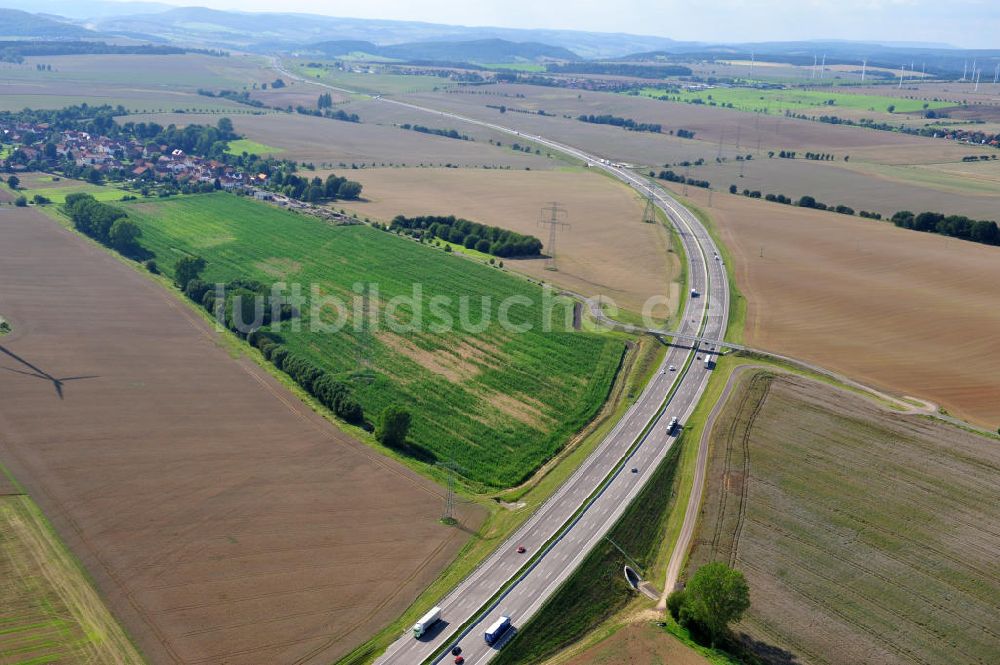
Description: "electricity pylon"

(538, 202), (569, 271)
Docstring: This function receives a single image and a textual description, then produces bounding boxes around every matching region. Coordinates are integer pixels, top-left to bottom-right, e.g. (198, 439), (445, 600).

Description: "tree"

(109, 218), (142, 253)
(174, 255), (206, 289)
(376, 406), (411, 448)
(682, 562), (750, 646)
(337, 180), (362, 200)
(7, 175), (19, 190)
(14, 195), (27, 207)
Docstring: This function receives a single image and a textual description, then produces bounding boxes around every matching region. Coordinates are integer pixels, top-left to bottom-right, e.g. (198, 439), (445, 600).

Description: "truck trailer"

(412, 606), (442, 638)
(484, 616), (512, 646)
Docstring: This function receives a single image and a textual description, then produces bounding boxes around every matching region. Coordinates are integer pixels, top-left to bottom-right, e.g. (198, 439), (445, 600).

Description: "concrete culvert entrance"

(624, 566), (641, 589)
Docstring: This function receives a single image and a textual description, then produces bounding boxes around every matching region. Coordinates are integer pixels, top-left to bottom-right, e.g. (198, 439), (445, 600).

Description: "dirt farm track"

(0, 207), (482, 664)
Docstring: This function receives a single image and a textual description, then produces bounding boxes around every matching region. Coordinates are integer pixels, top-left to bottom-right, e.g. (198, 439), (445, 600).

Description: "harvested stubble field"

(0, 54), (276, 113)
(0, 207), (481, 664)
(686, 370), (1000, 665)
(0, 490), (143, 665)
(120, 110), (558, 169)
(123, 193), (625, 488)
(6, 54), (273, 89)
(680, 186), (1000, 428)
(692, 155), (1000, 220)
(402, 84), (988, 165)
(332, 167), (680, 320)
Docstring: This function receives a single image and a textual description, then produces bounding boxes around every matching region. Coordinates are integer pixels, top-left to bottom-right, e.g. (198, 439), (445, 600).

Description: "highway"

(273, 61), (730, 665)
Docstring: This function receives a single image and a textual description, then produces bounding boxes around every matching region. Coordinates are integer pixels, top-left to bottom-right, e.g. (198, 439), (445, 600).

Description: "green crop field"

(224, 138), (284, 155)
(289, 60), (457, 95)
(122, 193), (624, 488)
(636, 86), (954, 115)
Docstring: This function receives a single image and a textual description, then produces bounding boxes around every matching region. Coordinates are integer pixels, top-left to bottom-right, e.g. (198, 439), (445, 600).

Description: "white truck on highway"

(412, 606), (442, 638)
(484, 615), (512, 646)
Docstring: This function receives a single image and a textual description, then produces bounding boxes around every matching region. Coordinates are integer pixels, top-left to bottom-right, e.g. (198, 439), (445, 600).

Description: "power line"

(538, 202), (570, 271)
(642, 183), (658, 224)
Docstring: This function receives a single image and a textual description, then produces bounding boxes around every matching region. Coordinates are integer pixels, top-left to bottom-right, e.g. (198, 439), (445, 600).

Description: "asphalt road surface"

(274, 61), (730, 665)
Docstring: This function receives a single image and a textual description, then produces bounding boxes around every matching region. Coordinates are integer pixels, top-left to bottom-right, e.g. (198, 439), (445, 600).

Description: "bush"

(270, 346), (290, 370)
(675, 562), (750, 646)
(376, 406), (411, 448)
(667, 589), (687, 620)
(173, 255), (206, 289)
(144, 259), (159, 274)
(184, 279), (212, 303)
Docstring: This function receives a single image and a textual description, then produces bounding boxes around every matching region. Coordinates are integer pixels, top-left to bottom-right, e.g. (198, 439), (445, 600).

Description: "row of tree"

(657, 169), (710, 189)
(268, 172), (362, 202)
(891, 211), (999, 245)
(577, 114), (662, 133)
(727, 185), (881, 219)
(295, 106), (360, 122)
(400, 124), (470, 141)
(171, 258), (367, 425)
(389, 214), (543, 258)
(63, 193), (146, 257)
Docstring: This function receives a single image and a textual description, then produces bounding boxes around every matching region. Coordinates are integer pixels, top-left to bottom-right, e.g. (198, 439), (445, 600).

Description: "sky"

(125, 0), (999, 47)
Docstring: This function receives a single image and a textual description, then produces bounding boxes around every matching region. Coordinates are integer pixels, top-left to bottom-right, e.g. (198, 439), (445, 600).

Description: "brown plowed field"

(0, 208), (482, 664)
(687, 371), (1000, 665)
(683, 186), (1000, 428)
(558, 622), (710, 665)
